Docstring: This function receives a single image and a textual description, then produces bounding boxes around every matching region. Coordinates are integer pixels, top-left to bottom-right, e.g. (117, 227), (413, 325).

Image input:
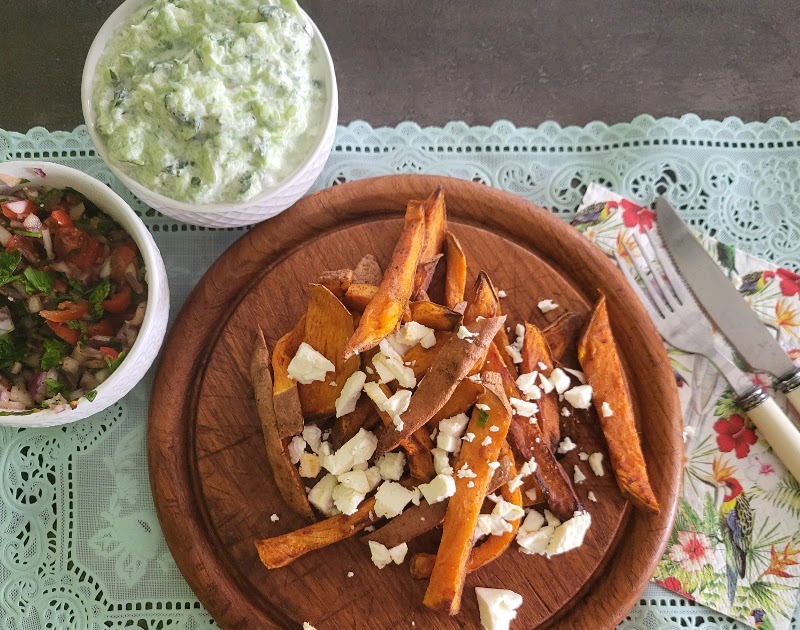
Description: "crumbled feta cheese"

(489, 425), (500, 432)
(365, 366), (374, 375)
(517, 527), (554, 555)
(374, 481), (417, 519)
(477, 513), (513, 536)
(330, 381), (337, 387)
(409, 487), (422, 506)
(547, 511), (592, 557)
(564, 385), (593, 409)
(468, 374), (483, 383)
(588, 491), (598, 502)
(588, 452), (605, 477)
(518, 509), (545, 536)
(395, 321), (437, 350)
(538, 373), (554, 394)
(335, 371), (367, 418)
(432, 448), (454, 475)
(600, 401), (613, 417)
(561, 407), (571, 417)
(457, 325), (479, 341)
(302, 425), (322, 453)
(376, 452), (406, 481)
(683, 425), (697, 443)
(488, 461), (501, 471)
(437, 413), (471, 452)
(497, 289), (507, 298)
(573, 465), (586, 484)
(303, 623), (317, 630)
(536, 361), (547, 371)
(457, 463), (478, 479)
(537, 299), (559, 313)
(270, 513), (279, 522)
(462, 432), (476, 443)
(504, 344), (523, 364)
(544, 510), (561, 528)
(373, 341), (417, 389)
(383, 389), (412, 417)
(388, 542), (408, 564)
(524, 488), (537, 502)
(363, 381), (389, 407)
(308, 474), (338, 516)
(557, 436), (577, 454)
(338, 470), (371, 494)
(493, 498), (525, 522)
(347, 571), (354, 578)
(548, 368), (572, 394)
(299, 453), (321, 478)
(510, 397), (539, 418)
(467, 481), (475, 488)
(563, 368), (586, 383)
(332, 483), (366, 515)
(476, 403), (490, 411)
(475, 587), (523, 630)
(351, 461), (369, 471)
(578, 451), (589, 461)
(365, 466), (383, 491)
(419, 474), (456, 504)
(481, 435), (493, 446)
(288, 436), (306, 464)
(519, 458), (538, 477)
(321, 428), (378, 476)
(516, 372), (541, 400)
(368, 540), (393, 569)
(287, 342), (335, 384)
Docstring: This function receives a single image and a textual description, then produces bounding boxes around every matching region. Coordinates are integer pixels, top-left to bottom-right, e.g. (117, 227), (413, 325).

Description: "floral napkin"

(572, 183), (800, 630)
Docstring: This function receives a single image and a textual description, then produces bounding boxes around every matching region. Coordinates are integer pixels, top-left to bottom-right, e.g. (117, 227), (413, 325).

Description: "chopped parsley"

(40, 338), (68, 370)
(87, 278), (113, 321)
(21, 267), (53, 295)
(477, 409), (490, 428)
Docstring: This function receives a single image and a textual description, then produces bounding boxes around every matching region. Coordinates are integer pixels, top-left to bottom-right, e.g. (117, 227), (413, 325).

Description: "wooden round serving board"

(148, 175), (682, 630)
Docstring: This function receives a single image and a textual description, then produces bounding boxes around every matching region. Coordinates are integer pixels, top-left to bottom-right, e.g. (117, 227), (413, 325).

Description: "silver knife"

(655, 197), (800, 416)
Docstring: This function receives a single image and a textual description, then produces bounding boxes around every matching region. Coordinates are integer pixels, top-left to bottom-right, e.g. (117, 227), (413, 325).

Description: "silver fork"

(615, 227), (800, 481)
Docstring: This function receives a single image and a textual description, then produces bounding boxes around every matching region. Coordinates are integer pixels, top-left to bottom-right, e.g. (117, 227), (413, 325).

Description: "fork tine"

(621, 238), (671, 316)
(631, 230), (677, 311)
(614, 249), (665, 320)
(646, 227), (691, 305)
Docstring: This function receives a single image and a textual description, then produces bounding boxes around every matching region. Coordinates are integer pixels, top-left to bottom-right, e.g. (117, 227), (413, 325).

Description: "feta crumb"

(462, 432), (476, 443)
(373, 341), (417, 388)
(303, 623), (317, 630)
(320, 428), (378, 476)
(396, 321), (437, 351)
(287, 342), (335, 384)
(299, 453), (321, 478)
(335, 371), (367, 417)
(388, 542), (408, 564)
(468, 374), (483, 383)
(557, 436), (577, 454)
(504, 344), (523, 364)
(547, 511), (592, 557)
(374, 481), (417, 519)
(308, 474), (338, 516)
(365, 366), (374, 375)
(481, 435), (493, 446)
(377, 452), (407, 481)
(365, 466), (382, 492)
(457, 325), (479, 342)
(475, 587), (523, 630)
(578, 451), (589, 461)
(419, 474), (457, 504)
(525, 488), (538, 502)
(270, 513), (279, 522)
(476, 403), (490, 411)
(347, 571), (354, 578)
(489, 425), (500, 432)
(330, 381), (337, 387)
(516, 372), (541, 400)
(432, 448), (454, 475)
(537, 299), (559, 313)
(437, 413), (471, 452)
(600, 401), (613, 417)
(537, 361), (548, 371)
(588, 491), (598, 502)
(368, 541), (393, 569)
(338, 470), (371, 493)
(519, 458), (538, 477)
(564, 384), (593, 409)
(382, 389), (412, 417)
(493, 498), (525, 522)
(588, 452), (605, 477)
(561, 407), (571, 417)
(538, 373), (554, 394)
(548, 368), (571, 394)
(467, 480), (475, 488)
(563, 368), (586, 383)
(332, 483), (366, 515)
(288, 436), (307, 464)
(498, 289), (507, 298)
(518, 509), (545, 536)
(457, 463), (478, 479)
(510, 397), (539, 418)
(488, 461), (501, 471)
(544, 510), (561, 528)
(573, 465), (586, 484)
(302, 425), (322, 453)
(683, 425), (697, 443)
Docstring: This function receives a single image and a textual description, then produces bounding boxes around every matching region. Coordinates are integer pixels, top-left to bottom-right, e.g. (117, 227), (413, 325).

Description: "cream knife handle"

(784, 386), (800, 419)
(746, 396), (800, 481)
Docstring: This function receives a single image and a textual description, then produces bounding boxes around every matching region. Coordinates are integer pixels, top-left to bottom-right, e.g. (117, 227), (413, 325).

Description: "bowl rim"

(80, 0), (338, 214)
(0, 160), (169, 422)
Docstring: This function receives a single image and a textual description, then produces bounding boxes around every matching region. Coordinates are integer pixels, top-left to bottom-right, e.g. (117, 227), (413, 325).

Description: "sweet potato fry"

(408, 300), (462, 331)
(578, 295), (659, 514)
(343, 202), (425, 359)
(342, 283), (377, 312)
(271, 317), (306, 439)
(411, 444), (522, 579)
(423, 374), (512, 614)
(482, 342), (583, 521)
(298, 284), (361, 420)
(375, 315), (506, 455)
(444, 232), (467, 310)
(251, 328), (315, 522)
(413, 255), (443, 301)
(316, 268), (352, 300)
(463, 271), (499, 325)
(353, 253), (382, 286)
(403, 332), (449, 379)
(413, 187), (447, 295)
(429, 378), (484, 424)
(330, 395), (377, 450)
(543, 311), (584, 362)
(521, 322), (560, 451)
(493, 303), (517, 375)
(255, 498), (378, 569)
(362, 453), (512, 549)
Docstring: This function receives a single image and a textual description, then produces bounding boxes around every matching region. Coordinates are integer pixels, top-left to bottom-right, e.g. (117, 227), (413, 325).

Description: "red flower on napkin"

(656, 576), (694, 600)
(764, 267), (800, 298)
(714, 414), (757, 458)
(614, 199), (655, 233)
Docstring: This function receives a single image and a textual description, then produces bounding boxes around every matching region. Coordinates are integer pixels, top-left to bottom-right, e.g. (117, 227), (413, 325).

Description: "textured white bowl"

(0, 161), (169, 427)
(81, 0), (338, 228)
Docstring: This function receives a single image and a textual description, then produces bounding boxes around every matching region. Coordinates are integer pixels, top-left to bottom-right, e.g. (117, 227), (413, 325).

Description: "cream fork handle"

(746, 396), (800, 481)
(785, 387), (800, 419)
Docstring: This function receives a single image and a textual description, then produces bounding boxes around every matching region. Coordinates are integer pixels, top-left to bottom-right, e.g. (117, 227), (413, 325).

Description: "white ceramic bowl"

(0, 161), (169, 427)
(81, 0), (338, 229)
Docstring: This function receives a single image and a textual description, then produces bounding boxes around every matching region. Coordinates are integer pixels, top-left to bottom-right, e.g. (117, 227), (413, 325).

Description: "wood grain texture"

(148, 175), (683, 630)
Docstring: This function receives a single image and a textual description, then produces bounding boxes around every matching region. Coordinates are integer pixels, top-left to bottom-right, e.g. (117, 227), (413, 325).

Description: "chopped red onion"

(0, 306), (14, 332)
(125, 264), (144, 294)
(23, 213), (42, 232)
(42, 228), (53, 259)
(0, 224), (12, 247)
(69, 202), (85, 220)
(31, 167), (46, 179)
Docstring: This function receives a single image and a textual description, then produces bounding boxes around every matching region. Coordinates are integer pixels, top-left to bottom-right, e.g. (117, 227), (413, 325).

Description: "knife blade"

(654, 197), (800, 406)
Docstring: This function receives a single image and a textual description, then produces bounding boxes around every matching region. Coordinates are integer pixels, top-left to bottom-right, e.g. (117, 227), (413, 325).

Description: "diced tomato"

(109, 243), (137, 284)
(53, 227), (100, 271)
(46, 321), (79, 345)
(89, 319), (115, 337)
(52, 279), (67, 293)
(5, 234), (39, 263)
(102, 285), (131, 314)
(39, 301), (88, 323)
(50, 209), (73, 228)
(1, 199), (35, 220)
(99, 346), (120, 361)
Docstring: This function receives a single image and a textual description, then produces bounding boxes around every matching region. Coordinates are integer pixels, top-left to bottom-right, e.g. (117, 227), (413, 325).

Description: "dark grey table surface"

(3, 0), (800, 132)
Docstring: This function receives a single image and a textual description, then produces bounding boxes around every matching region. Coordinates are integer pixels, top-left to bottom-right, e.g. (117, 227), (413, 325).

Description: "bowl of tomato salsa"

(0, 161), (168, 426)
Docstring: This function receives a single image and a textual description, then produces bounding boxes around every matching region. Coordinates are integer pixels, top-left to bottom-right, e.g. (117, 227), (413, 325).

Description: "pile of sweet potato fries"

(249, 187), (659, 616)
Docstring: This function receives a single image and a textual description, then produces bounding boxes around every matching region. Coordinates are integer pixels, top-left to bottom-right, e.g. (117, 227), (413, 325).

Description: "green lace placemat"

(0, 116), (798, 630)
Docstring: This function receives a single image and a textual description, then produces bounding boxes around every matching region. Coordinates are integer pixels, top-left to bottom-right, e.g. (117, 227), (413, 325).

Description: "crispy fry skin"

(353, 253), (382, 286)
(493, 302), (517, 375)
(543, 311), (584, 362)
(521, 322), (560, 451)
(376, 316), (506, 455)
(413, 255), (444, 301)
(342, 283), (377, 312)
(463, 271), (499, 325)
(343, 202), (425, 359)
(408, 301), (463, 331)
(429, 378), (484, 424)
(316, 269), (353, 300)
(362, 454), (512, 549)
(413, 187), (447, 295)
(444, 232), (467, 310)
(330, 395), (377, 450)
(578, 295), (659, 514)
(255, 498), (377, 568)
(298, 284), (360, 420)
(403, 332), (449, 379)
(423, 374), (512, 614)
(251, 328), (315, 522)
(271, 317), (306, 439)
(482, 342), (583, 521)
(411, 443), (521, 579)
